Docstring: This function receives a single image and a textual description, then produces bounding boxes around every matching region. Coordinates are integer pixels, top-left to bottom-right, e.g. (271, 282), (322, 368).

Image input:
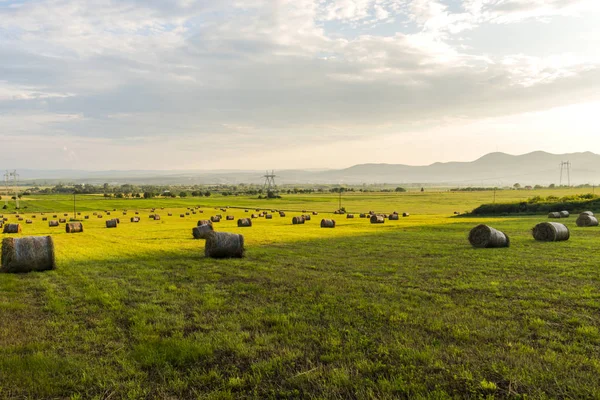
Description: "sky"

(1, 0), (599, 171)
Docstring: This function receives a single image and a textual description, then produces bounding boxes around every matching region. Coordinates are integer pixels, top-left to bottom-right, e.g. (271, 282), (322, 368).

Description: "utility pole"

(559, 161), (571, 187)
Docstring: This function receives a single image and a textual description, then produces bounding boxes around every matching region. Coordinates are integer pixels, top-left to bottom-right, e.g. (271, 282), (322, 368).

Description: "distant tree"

(549, 184), (556, 188)
(420, 187), (424, 192)
(179, 192), (188, 198)
(143, 192), (155, 199)
(204, 191), (211, 197)
(513, 183), (521, 189)
(395, 187), (406, 192)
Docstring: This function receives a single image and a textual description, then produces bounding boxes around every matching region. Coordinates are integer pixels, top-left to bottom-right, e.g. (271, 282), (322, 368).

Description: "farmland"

(1, 189), (600, 399)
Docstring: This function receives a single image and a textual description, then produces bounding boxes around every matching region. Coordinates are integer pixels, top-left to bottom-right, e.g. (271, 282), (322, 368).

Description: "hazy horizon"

(2, 0), (599, 170)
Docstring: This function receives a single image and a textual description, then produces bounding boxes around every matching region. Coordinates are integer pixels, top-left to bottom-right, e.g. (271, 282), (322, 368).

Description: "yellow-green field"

(1, 190), (600, 399)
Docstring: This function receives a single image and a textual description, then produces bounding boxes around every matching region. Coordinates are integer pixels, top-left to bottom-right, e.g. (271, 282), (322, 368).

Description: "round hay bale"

(346, 214), (354, 219)
(135, 211), (139, 215)
(168, 213), (173, 216)
(53, 215), (57, 218)
(532, 222), (570, 242)
(84, 216), (90, 220)
(130, 217), (140, 223)
(265, 214), (273, 219)
(312, 211), (318, 215)
(107, 212), (111, 215)
(359, 213), (366, 218)
(251, 214), (259, 218)
(580, 211), (594, 216)
(1, 236), (56, 273)
(193, 224), (214, 239)
(123, 212), (128, 215)
(153, 215), (161, 221)
(186, 212), (190, 216)
(18, 218), (23, 222)
(226, 215), (235, 221)
(204, 231), (245, 258)
(42, 217), (48, 221)
(59, 219), (67, 224)
(32, 215), (36, 219)
(66, 222), (83, 233)
(25, 220), (32, 224)
(245, 209), (249, 212)
(97, 215), (103, 218)
(576, 214), (599, 227)
(302, 210), (307, 213)
(303, 214), (311, 221)
(320, 219), (335, 228)
(402, 213), (410, 217)
(106, 219), (118, 228)
(389, 214), (399, 220)
(180, 214), (185, 218)
(559, 211), (569, 218)
(3, 224), (22, 234)
(370, 215), (385, 224)
(149, 214), (155, 219)
(63, 213), (68, 217)
(210, 216), (221, 223)
(333, 210), (340, 215)
(279, 212), (286, 217)
(292, 216), (305, 225)
(197, 220), (212, 226)
(237, 218), (252, 227)
(468, 225), (510, 248)
(548, 212), (562, 219)
(49, 221), (59, 227)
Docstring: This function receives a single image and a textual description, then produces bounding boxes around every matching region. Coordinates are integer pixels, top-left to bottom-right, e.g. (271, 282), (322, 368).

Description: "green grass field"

(1, 190), (599, 399)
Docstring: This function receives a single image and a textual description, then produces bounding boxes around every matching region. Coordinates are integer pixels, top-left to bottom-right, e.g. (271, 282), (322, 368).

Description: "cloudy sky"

(1, 0), (599, 171)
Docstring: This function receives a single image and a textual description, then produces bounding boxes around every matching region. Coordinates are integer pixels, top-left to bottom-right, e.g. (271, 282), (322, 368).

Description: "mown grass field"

(1, 190), (600, 399)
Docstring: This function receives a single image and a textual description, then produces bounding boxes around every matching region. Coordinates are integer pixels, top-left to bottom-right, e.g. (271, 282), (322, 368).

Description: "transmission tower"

(262, 170), (277, 192)
(559, 161), (571, 187)
(3, 171), (9, 206)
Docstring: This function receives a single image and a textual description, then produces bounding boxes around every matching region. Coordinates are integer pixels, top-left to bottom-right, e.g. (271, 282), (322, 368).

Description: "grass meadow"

(1, 189), (600, 399)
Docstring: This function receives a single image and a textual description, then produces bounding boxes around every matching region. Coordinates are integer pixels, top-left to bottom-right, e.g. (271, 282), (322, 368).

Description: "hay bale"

(32, 215), (36, 219)
(84, 216), (89, 220)
(180, 214), (185, 218)
(97, 215), (103, 218)
(107, 212), (111, 215)
(370, 215), (385, 224)
(192, 224), (214, 239)
(226, 215), (235, 221)
(123, 212), (127, 215)
(402, 213), (410, 217)
(251, 214), (259, 218)
(559, 211), (569, 218)
(211, 216), (221, 223)
(1, 236), (56, 273)
(389, 214), (399, 220)
(204, 231), (245, 258)
(26, 220), (32, 224)
(576, 214), (599, 227)
(265, 214), (273, 219)
(135, 211), (139, 215)
(42, 217), (48, 221)
(320, 219), (335, 228)
(197, 220), (212, 226)
(292, 216), (305, 225)
(18, 218), (23, 221)
(66, 222), (84, 233)
(168, 213), (173, 216)
(153, 215), (161, 221)
(106, 219), (118, 228)
(468, 225), (510, 248)
(59, 219), (66, 223)
(303, 214), (311, 221)
(3, 224), (22, 234)
(130, 217), (140, 223)
(49, 221), (59, 227)
(279, 212), (286, 217)
(312, 211), (318, 215)
(302, 210), (307, 213)
(245, 209), (249, 212)
(186, 212), (190, 216)
(346, 214), (354, 219)
(237, 218), (252, 227)
(63, 213), (68, 217)
(532, 222), (570, 242)
(333, 210), (340, 215)
(359, 213), (366, 218)
(548, 212), (562, 219)
(580, 211), (594, 216)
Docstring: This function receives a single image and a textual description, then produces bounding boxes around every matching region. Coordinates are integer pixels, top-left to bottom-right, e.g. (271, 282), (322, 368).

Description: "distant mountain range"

(6, 151), (600, 186)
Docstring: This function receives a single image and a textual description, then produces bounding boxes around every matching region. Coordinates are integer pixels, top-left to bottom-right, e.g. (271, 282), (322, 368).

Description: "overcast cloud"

(1, 0), (599, 170)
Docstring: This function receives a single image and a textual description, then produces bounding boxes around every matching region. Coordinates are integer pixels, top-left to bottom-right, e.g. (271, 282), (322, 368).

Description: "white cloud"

(0, 0), (598, 169)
